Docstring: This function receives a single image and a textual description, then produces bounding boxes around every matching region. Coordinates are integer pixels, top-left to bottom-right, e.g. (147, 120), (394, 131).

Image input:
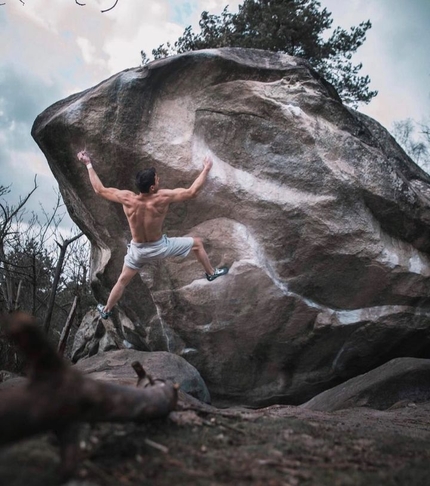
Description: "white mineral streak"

(246, 227), (325, 309)
(154, 302), (171, 352)
(333, 305), (411, 325)
(378, 248), (400, 268)
(183, 217), (430, 332)
(181, 348), (198, 355)
(375, 218), (430, 277)
(180, 220), (326, 332)
(201, 149), (334, 207)
(408, 253), (427, 275)
(93, 246), (111, 278)
(318, 304), (430, 330)
(331, 344), (346, 371)
(285, 104), (303, 117)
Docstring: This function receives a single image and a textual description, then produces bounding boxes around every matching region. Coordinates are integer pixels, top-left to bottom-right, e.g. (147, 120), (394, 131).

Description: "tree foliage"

(150, 0), (377, 107)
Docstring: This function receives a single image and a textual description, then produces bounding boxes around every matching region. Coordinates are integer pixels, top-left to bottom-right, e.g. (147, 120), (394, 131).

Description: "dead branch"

(2, 1), (119, 11)
(43, 232), (83, 333)
(14, 279), (22, 311)
(57, 295), (78, 356)
(0, 175), (37, 242)
(101, 0), (119, 13)
(0, 312), (178, 476)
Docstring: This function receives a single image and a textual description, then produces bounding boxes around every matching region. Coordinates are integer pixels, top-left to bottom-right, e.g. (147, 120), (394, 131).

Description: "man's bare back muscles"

(124, 191), (175, 243)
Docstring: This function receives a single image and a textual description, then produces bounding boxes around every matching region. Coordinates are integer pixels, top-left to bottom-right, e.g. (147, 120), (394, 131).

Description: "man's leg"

(104, 265), (138, 312)
(191, 237), (214, 275)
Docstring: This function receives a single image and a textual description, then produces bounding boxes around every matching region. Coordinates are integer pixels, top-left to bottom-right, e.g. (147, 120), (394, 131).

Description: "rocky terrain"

(1, 350), (430, 485)
(1, 397), (429, 486)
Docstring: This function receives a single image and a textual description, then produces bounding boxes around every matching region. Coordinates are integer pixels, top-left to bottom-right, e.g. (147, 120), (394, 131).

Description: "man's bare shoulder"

(120, 189), (137, 197)
(118, 189), (137, 203)
(158, 187), (192, 203)
(95, 187), (136, 205)
(157, 189), (178, 200)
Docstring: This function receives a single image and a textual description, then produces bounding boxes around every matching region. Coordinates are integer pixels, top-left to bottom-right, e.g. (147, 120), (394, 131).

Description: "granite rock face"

(32, 48), (430, 406)
(71, 309), (122, 363)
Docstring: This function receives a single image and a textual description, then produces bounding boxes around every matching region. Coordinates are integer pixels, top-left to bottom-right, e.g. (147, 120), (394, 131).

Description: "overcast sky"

(1, 0), (429, 230)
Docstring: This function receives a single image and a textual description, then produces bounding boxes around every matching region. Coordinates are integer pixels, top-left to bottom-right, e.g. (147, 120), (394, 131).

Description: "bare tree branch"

(58, 295), (78, 355)
(101, 0), (119, 13)
(44, 232), (84, 333)
(1, 175), (38, 239)
(1, 0), (120, 11)
(14, 280), (22, 311)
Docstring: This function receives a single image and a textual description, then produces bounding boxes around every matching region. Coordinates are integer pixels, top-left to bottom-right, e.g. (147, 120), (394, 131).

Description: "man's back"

(124, 191), (171, 243)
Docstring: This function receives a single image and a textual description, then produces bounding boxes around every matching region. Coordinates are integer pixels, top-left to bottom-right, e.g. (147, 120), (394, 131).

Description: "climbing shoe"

(97, 303), (113, 320)
(206, 266), (229, 282)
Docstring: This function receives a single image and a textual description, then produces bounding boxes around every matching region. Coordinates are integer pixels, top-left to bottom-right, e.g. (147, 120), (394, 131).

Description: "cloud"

(322, 0), (430, 126)
(0, 64), (63, 171)
(0, 62), (66, 224)
(0, 64), (61, 126)
(1, 0), (429, 227)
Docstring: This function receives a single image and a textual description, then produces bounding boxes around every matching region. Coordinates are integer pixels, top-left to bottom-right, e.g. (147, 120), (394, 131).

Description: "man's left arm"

(162, 156), (213, 203)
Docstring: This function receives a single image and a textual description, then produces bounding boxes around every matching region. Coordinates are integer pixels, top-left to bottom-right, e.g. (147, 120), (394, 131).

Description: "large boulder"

(32, 48), (430, 406)
(74, 349), (210, 403)
(301, 357), (430, 411)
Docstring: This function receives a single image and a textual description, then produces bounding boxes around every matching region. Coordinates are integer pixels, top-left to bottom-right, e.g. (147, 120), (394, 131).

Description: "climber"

(77, 150), (228, 319)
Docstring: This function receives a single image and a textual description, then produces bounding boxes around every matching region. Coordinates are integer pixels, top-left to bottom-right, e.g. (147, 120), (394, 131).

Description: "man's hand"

(203, 156), (213, 172)
(77, 150), (92, 167)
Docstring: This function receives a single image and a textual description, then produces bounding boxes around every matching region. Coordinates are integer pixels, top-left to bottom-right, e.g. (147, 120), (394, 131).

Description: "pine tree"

(151, 0), (377, 107)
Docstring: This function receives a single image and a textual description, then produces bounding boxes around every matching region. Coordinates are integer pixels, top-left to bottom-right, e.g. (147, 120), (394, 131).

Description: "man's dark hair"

(135, 167), (156, 193)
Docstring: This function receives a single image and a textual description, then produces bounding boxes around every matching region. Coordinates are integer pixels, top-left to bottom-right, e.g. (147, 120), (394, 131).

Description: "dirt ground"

(1, 400), (429, 486)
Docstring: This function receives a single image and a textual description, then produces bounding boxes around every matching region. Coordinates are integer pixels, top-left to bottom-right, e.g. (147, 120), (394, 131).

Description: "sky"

(1, 0), (429, 231)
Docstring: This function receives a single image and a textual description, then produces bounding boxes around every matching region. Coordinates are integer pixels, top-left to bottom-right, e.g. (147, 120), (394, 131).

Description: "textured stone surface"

(301, 357), (430, 411)
(32, 48), (430, 406)
(74, 349), (210, 403)
(71, 309), (123, 363)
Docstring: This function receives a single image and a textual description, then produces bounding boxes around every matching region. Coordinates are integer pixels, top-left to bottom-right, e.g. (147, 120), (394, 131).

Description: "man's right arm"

(77, 151), (134, 205)
(164, 156), (213, 203)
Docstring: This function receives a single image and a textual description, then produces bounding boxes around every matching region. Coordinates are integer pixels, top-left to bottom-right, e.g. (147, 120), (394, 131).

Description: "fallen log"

(0, 312), (178, 476)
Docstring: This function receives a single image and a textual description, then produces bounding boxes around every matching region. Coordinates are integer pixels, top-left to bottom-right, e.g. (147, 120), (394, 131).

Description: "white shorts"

(124, 234), (194, 270)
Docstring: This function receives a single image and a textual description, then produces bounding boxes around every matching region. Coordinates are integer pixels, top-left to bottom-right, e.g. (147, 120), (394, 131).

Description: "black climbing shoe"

(97, 303), (113, 320)
(206, 266), (229, 282)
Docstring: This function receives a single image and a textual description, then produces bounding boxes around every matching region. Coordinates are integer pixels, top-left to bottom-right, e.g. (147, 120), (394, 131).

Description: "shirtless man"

(77, 150), (228, 319)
